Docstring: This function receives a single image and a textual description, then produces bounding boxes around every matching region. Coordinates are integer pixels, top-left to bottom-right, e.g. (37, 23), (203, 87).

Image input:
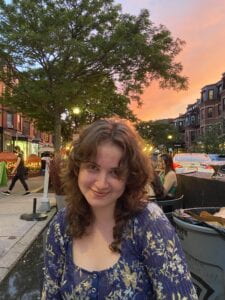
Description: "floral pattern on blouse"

(42, 202), (197, 299)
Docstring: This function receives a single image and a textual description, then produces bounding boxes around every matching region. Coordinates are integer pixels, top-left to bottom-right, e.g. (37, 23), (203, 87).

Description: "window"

(190, 131), (195, 141)
(207, 107), (213, 118)
(208, 89), (214, 100)
(223, 77), (225, 89)
(185, 117), (189, 126)
(201, 109), (204, 119)
(45, 134), (49, 142)
(23, 120), (30, 135)
(6, 112), (14, 128)
(200, 127), (204, 135)
(17, 114), (22, 131)
(191, 115), (195, 124)
(201, 90), (206, 101)
(218, 104), (222, 115)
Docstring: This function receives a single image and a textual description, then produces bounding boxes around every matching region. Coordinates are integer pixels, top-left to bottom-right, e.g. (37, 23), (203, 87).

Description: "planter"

(55, 194), (66, 210)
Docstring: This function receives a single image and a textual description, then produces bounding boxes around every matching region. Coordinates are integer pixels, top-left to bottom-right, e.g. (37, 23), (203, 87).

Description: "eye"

(110, 168), (124, 179)
(85, 162), (99, 171)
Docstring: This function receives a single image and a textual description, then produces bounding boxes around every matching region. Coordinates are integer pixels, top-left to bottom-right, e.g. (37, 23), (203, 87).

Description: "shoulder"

(128, 202), (179, 258)
(165, 170), (177, 180)
(17, 153), (24, 160)
(134, 201), (167, 228)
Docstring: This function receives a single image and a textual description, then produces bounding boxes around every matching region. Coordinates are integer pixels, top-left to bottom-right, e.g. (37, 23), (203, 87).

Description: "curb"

(0, 198), (56, 284)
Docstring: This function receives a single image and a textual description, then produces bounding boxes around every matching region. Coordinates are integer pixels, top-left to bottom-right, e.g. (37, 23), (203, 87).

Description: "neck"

(92, 206), (115, 228)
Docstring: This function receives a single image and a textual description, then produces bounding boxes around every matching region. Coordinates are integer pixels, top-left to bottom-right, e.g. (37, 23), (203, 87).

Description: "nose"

(95, 172), (109, 190)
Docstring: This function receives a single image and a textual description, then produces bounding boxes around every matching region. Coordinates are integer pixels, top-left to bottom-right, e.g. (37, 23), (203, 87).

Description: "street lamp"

(72, 107), (81, 115)
(167, 134), (173, 154)
(72, 107), (81, 133)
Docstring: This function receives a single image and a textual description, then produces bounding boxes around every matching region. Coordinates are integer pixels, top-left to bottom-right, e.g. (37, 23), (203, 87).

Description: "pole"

(20, 197), (48, 221)
(38, 157), (51, 212)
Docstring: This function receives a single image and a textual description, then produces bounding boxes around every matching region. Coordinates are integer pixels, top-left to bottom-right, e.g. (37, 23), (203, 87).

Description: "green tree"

(62, 84), (137, 143)
(136, 120), (182, 150)
(194, 125), (225, 154)
(0, 0), (187, 150)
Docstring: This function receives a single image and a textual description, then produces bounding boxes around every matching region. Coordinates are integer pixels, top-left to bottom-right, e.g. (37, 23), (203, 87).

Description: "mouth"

(91, 189), (109, 198)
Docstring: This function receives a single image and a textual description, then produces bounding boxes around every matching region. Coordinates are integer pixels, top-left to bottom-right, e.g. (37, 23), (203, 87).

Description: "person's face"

(78, 142), (127, 212)
(158, 157), (166, 170)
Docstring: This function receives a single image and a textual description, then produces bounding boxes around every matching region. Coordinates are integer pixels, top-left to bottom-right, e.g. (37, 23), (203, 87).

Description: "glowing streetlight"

(72, 107), (81, 115)
(167, 134), (173, 140)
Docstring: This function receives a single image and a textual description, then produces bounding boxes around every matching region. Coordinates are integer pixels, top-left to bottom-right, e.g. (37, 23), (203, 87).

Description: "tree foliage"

(193, 124), (225, 154)
(0, 0), (188, 150)
(136, 120), (182, 150)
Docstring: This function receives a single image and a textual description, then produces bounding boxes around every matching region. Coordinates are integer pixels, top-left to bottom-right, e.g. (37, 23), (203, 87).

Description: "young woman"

(159, 153), (178, 199)
(42, 118), (197, 299)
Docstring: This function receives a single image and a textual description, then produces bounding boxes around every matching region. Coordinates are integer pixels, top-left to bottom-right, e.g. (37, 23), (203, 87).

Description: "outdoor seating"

(157, 194), (184, 223)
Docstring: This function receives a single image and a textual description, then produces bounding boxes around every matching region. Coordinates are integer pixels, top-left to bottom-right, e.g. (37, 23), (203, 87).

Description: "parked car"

(173, 153), (215, 174)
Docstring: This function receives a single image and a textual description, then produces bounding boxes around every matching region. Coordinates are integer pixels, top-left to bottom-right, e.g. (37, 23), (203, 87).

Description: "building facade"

(175, 72), (225, 151)
(0, 104), (53, 158)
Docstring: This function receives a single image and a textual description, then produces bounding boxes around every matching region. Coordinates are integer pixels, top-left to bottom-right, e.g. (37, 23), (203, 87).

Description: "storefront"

(13, 135), (28, 159)
(3, 131), (14, 152)
(29, 139), (39, 156)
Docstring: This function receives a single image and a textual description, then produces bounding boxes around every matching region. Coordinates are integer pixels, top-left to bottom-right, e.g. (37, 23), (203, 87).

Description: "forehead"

(93, 142), (123, 166)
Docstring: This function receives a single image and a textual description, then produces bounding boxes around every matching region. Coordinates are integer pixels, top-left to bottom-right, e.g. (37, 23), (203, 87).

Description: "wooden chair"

(157, 194), (184, 224)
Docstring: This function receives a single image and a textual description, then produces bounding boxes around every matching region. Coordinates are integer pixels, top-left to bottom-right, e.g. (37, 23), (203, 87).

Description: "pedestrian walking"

(42, 117), (197, 299)
(2, 146), (30, 196)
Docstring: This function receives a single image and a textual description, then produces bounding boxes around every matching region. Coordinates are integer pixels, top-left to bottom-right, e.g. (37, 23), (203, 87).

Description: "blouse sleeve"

(42, 209), (67, 299)
(134, 203), (197, 300)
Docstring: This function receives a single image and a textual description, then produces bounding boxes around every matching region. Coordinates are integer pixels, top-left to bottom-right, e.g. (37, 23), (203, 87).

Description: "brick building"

(174, 72), (225, 150)
(0, 82), (53, 158)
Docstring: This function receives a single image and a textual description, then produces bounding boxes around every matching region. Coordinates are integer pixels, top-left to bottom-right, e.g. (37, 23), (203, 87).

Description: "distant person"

(42, 118), (197, 299)
(2, 146), (30, 196)
(150, 149), (160, 169)
(159, 153), (177, 199)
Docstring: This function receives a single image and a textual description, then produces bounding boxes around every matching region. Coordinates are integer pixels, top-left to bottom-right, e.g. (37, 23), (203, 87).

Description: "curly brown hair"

(62, 118), (153, 253)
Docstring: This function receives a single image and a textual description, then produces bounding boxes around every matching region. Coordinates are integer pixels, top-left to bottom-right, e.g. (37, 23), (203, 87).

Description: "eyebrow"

(84, 160), (121, 170)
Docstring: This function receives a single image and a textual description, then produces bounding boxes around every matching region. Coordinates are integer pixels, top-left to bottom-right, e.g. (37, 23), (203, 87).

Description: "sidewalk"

(0, 175), (45, 195)
(0, 176), (56, 283)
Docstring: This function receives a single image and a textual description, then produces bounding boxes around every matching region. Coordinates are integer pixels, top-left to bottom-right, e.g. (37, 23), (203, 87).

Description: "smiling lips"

(91, 189), (109, 198)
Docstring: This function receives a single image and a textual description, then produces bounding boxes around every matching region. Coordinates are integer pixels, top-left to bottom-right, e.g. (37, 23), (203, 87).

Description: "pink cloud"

(125, 0), (225, 120)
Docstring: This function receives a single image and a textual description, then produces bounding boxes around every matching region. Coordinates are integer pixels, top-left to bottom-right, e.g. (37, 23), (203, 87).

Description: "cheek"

(116, 180), (126, 193)
(78, 169), (88, 189)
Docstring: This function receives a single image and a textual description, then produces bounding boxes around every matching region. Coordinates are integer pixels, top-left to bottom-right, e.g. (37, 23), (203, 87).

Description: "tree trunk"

(53, 114), (62, 152)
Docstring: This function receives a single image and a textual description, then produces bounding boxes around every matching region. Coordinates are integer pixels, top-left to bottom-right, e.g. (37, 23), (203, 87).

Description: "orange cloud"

(124, 0), (225, 120)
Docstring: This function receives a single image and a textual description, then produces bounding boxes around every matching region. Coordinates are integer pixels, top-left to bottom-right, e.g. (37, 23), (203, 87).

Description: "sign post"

(38, 157), (51, 212)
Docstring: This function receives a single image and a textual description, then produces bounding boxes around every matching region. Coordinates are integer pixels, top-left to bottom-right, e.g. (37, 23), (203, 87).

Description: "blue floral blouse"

(42, 202), (197, 299)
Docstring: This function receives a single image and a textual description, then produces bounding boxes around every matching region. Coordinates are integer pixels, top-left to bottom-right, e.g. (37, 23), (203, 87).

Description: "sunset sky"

(116, 0), (225, 121)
